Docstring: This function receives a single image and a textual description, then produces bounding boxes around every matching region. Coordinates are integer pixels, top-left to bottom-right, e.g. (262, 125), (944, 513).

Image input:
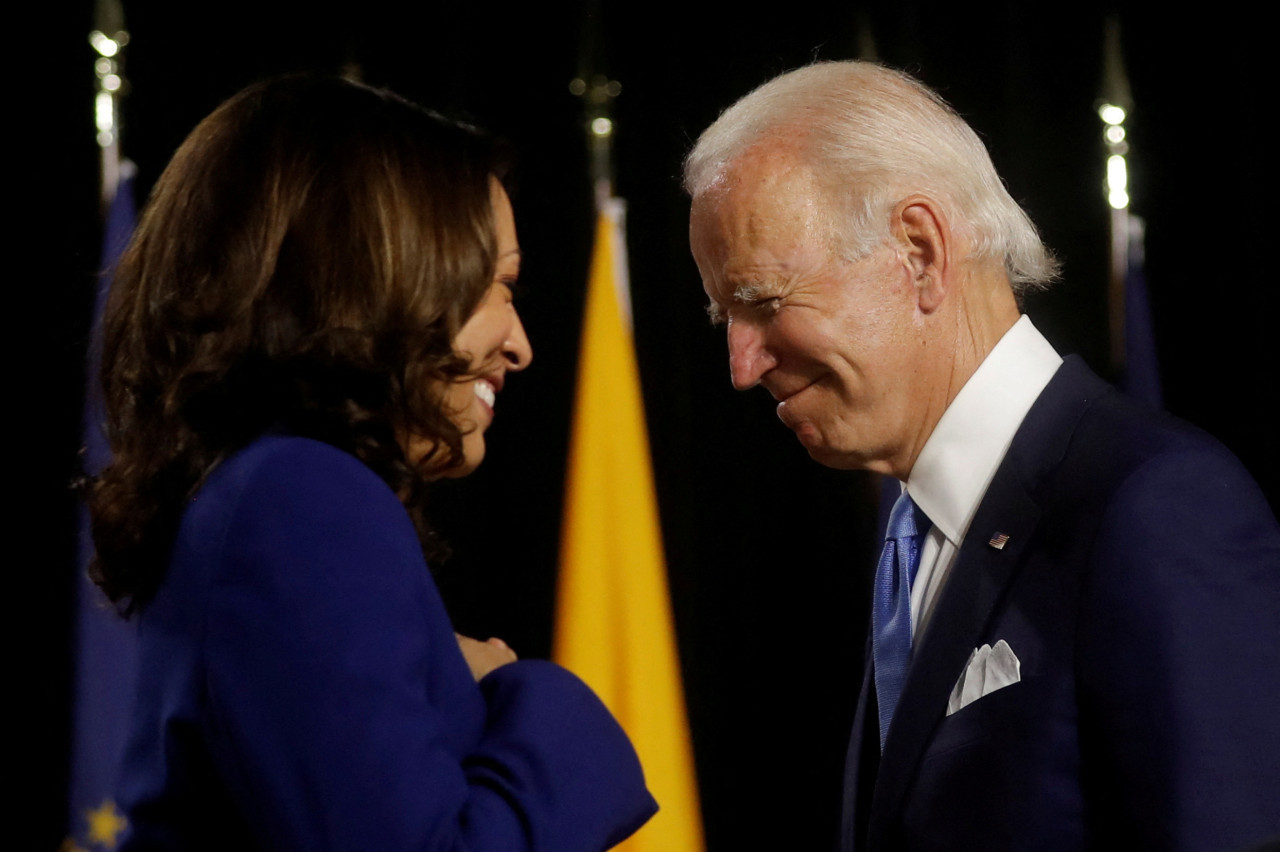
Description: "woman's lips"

(474, 378), (496, 418)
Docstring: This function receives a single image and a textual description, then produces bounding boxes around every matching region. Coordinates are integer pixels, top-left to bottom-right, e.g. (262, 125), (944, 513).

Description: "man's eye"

(752, 297), (781, 315)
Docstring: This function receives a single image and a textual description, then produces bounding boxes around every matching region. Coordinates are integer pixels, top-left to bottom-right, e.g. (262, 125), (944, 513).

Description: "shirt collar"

(906, 315), (1062, 546)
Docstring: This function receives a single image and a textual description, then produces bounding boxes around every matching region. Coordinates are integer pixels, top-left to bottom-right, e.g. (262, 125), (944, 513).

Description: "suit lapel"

(868, 471), (1043, 836)
(864, 357), (1105, 844)
(841, 642), (877, 852)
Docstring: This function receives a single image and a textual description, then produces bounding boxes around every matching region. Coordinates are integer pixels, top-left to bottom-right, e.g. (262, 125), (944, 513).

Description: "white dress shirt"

(904, 315), (1062, 640)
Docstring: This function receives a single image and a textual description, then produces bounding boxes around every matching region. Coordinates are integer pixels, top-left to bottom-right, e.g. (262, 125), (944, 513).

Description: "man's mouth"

(769, 375), (820, 405)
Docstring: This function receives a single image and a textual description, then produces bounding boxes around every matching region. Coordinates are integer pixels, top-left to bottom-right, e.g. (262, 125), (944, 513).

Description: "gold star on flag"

(85, 799), (128, 849)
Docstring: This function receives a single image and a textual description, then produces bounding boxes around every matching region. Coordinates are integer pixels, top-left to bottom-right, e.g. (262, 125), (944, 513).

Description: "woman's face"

(424, 179), (533, 477)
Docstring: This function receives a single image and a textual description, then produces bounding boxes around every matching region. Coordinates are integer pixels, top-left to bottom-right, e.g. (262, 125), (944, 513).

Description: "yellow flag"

(555, 200), (705, 851)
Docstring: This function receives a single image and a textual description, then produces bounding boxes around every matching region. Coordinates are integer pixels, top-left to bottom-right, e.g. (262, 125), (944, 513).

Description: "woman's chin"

(439, 436), (485, 479)
(439, 456), (482, 479)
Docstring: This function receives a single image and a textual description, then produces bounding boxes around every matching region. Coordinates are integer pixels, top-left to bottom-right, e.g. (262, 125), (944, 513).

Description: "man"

(686, 61), (1280, 852)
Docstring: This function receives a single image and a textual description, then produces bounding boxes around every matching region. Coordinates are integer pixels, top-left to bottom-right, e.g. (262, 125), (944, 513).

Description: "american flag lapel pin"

(988, 532), (1011, 550)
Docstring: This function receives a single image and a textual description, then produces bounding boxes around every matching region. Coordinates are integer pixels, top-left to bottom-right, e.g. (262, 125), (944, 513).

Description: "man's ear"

(891, 195), (952, 313)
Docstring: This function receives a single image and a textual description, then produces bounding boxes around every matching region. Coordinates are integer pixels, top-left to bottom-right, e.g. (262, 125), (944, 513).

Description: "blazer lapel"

(864, 356), (1104, 845)
(841, 642), (877, 852)
(868, 472), (1042, 841)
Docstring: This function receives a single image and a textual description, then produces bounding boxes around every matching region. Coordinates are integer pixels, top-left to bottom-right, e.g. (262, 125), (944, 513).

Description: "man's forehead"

(700, 142), (814, 203)
(693, 158), (844, 271)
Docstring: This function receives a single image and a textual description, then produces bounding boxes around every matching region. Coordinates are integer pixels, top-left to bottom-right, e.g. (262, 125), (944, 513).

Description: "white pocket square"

(946, 639), (1021, 716)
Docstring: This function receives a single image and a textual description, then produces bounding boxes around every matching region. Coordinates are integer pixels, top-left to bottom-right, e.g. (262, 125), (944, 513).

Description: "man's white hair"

(684, 61), (1059, 292)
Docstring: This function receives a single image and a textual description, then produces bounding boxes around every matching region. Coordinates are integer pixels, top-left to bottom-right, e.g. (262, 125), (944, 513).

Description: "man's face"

(689, 151), (933, 476)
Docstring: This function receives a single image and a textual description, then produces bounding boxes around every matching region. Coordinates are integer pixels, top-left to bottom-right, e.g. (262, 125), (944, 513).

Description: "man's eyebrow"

(705, 282), (778, 322)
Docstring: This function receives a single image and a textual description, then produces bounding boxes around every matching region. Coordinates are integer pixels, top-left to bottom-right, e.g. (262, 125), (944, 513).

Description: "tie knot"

(887, 491), (927, 541)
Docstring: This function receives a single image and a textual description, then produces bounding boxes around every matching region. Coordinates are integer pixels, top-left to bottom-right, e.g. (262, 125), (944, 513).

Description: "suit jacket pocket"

(924, 671), (1060, 760)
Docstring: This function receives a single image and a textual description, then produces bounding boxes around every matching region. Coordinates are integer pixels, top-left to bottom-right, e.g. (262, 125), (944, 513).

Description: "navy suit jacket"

(842, 357), (1280, 852)
(117, 436), (656, 851)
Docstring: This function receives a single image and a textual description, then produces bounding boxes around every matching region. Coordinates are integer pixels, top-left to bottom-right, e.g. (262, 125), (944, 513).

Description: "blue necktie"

(873, 490), (928, 749)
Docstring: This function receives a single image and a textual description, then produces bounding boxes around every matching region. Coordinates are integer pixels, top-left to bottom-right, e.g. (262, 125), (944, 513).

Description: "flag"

(1119, 215), (1162, 408)
(554, 199), (704, 851)
(65, 163), (138, 852)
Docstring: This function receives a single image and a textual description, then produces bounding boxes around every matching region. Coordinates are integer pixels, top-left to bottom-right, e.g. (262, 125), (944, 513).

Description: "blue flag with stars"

(65, 164), (138, 852)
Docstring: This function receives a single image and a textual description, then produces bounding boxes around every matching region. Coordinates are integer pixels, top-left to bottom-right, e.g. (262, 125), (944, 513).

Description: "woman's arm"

(179, 436), (654, 851)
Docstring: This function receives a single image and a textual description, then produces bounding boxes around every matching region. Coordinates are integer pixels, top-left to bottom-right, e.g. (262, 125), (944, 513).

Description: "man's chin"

(805, 446), (868, 471)
(790, 424), (866, 471)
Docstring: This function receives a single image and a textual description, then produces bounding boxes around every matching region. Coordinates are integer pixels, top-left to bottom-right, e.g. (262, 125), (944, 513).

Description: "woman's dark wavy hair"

(88, 75), (507, 614)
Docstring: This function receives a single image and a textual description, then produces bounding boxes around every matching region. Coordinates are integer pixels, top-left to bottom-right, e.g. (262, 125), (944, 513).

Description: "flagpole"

(571, 72), (622, 204)
(91, 0), (129, 208)
(1099, 14), (1132, 374)
(570, 28), (631, 327)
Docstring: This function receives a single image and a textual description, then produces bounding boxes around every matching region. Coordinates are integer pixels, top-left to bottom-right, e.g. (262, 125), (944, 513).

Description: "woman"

(88, 75), (656, 850)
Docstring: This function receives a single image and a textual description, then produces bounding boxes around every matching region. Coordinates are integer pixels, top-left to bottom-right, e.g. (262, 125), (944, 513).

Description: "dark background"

(28, 2), (1273, 849)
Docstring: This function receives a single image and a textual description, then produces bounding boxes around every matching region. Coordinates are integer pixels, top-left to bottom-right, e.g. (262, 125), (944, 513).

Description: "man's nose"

(727, 321), (775, 390)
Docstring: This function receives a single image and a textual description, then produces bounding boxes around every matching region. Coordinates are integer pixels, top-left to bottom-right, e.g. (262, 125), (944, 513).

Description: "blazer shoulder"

(185, 435), (405, 536)
(167, 434), (422, 625)
(1009, 356), (1266, 511)
(206, 434), (389, 497)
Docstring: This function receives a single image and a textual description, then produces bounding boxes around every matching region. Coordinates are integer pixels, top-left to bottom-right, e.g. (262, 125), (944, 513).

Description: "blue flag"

(1119, 216), (1162, 409)
(66, 164), (138, 851)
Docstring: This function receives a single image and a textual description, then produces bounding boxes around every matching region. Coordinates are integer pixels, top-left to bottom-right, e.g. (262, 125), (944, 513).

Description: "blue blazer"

(117, 436), (656, 851)
(842, 357), (1280, 852)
